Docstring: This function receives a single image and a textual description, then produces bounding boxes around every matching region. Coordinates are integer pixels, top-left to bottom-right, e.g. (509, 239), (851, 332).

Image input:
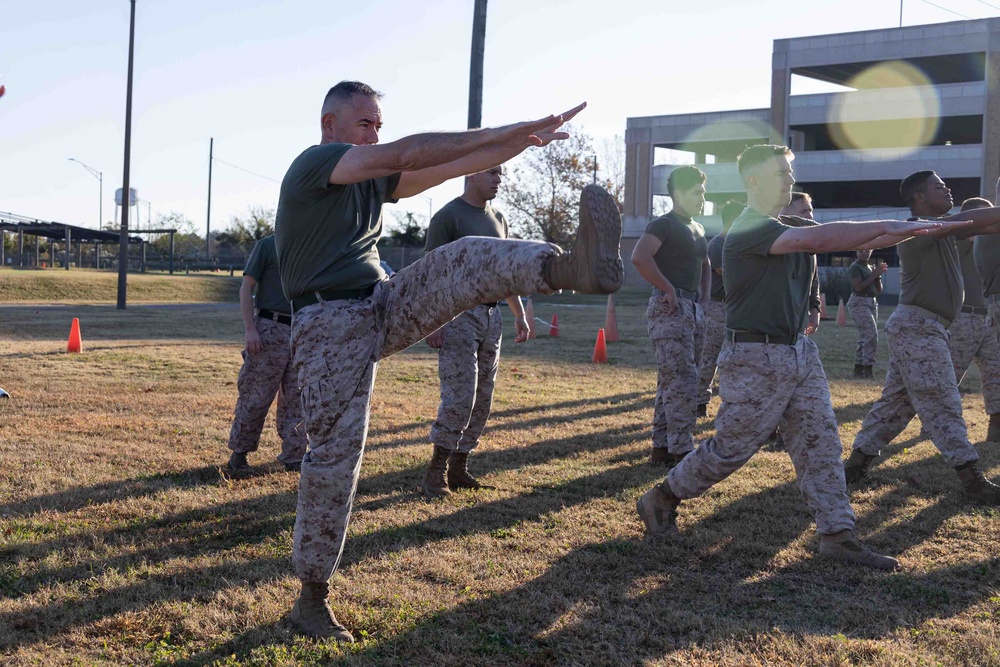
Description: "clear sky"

(2, 0), (996, 235)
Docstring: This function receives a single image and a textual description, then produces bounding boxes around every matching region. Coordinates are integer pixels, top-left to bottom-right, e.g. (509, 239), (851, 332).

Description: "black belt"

(962, 304), (988, 315)
(726, 329), (798, 346)
(257, 309), (292, 326)
(482, 302), (499, 308)
(291, 284), (376, 314)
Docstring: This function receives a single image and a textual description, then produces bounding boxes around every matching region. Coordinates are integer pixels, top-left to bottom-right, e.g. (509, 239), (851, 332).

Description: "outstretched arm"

(769, 219), (965, 255)
(325, 103), (586, 195)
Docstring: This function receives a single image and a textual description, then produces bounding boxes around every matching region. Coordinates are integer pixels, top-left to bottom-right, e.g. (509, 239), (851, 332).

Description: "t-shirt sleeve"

(243, 239), (267, 280)
(644, 216), (674, 244)
(424, 209), (456, 252)
(286, 143), (353, 196)
(378, 172), (403, 205)
(727, 215), (788, 257)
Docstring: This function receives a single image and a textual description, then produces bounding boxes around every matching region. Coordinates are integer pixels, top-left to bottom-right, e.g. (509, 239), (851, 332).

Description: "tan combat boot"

(987, 414), (1000, 442)
(422, 445), (452, 497)
(819, 530), (900, 571)
(956, 460), (1000, 504)
(447, 452), (496, 490)
(649, 448), (687, 469)
(542, 184), (624, 294)
(843, 448), (878, 484)
(635, 482), (681, 539)
(289, 581), (355, 642)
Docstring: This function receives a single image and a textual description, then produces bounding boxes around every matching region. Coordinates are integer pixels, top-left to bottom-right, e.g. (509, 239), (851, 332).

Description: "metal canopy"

(0, 212), (142, 244)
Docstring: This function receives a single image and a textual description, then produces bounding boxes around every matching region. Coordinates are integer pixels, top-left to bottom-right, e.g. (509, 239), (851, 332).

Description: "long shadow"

(167, 542), (1000, 666)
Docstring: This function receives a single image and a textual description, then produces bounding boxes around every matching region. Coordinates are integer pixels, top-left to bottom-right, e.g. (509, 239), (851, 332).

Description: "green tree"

(148, 212), (204, 260)
(214, 205), (275, 260)
(380, 211), (426, 247)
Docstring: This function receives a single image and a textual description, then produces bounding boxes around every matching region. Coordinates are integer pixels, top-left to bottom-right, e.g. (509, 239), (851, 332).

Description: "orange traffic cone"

(836, 298), (847, 327)
(549, 313), (559, 337)
(819, 293), (828, 320)
(604, 294), (619, 342)
(592, 329), (608, 363)
(525, 298), (536, 340)
(67, 317), (83, 353)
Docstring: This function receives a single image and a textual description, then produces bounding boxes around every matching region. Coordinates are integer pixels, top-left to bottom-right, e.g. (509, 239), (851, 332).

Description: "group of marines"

(214, 81), (1000, 641)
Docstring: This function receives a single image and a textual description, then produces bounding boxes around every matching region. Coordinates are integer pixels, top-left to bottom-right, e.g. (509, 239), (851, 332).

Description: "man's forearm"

(239, 284), (256, 330)
(505, 296), (525, 318)
(782, 222), (907, 254)
(699, 262), (712, 301)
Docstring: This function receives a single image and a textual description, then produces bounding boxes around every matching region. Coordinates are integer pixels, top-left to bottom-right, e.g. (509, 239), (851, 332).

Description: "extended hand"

(494, 102), (587, 149)
(881, 219), (971, 236)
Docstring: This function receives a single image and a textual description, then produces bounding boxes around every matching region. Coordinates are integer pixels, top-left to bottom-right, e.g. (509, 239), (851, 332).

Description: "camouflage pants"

(847, 295), (878, 366)
(948, 310), (1000, 415)
(696, 299), (726, 407)
(227, 316), (306, 466)
(667, 336), (855, 535)
(290, 237), (558, 584)
(648, 293), (704, 454)
(852, 306), (978, 468)
(430, 304), (503, 453)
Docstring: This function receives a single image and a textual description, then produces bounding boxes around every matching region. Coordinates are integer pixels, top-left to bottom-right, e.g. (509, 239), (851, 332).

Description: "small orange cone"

(836, 298), (847, 327)
(604, 294), (619, 342)
(592, 329), (608, 363)
(819, 293), (828, 320)
(549, 313), (559, 337)
(67, 317), (83, 353)
(525, 298), (536, 340)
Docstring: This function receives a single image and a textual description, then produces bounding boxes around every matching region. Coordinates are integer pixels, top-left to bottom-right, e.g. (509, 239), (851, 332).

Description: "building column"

(983, 48), (1000, 198)
(769, 48), (790, 145)
(624, 141), (653, 219)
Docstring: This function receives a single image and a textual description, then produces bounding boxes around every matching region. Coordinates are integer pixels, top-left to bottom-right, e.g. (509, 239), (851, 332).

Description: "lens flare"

(828, 61), (940, 160)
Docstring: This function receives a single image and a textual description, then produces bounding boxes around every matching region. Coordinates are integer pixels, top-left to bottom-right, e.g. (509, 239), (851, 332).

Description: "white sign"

(115, 188), (138, 206)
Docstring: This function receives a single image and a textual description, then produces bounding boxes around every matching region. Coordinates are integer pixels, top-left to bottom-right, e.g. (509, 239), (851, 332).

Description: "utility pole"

(468, 0), (487, 129)
(117, 0), (136, 310)
(206, 137), (213, 261)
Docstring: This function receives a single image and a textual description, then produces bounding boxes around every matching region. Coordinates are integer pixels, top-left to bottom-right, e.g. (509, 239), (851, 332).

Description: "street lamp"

(68, 158), (103, 229)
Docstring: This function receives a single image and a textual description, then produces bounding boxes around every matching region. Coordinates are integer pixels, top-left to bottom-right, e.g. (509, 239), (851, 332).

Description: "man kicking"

(635, 145), (961, 570)
(274, 81), (623, 641)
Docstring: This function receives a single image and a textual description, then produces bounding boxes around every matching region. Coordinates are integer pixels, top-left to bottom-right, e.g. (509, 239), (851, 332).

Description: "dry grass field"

(1, 279), (999, 666)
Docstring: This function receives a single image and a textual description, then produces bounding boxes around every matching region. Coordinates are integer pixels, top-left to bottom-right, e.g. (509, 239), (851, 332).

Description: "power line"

(212, 156), (280, 183)
(916, 0), (972, 19)
(972, 0), (1000, 11)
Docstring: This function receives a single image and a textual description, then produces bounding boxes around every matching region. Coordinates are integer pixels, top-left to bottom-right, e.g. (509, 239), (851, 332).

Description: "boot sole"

(289, 599), (356, 642)
(422, 481), (451, 498)
(578, 185), (624, 294)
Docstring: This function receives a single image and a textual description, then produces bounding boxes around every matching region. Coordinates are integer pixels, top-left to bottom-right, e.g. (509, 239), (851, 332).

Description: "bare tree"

(500, 125), (623, 246)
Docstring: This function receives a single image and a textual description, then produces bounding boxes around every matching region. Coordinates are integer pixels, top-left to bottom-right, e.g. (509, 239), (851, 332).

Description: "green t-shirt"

(243, 235), (289, 314)
(897, 231), (963, 321)
(706, 233), (726, 300)
(274, 143), (401, 300)
(723, 208), (816, 337)
(974, 233), (1000, 298)
(643, 210), (707, 294)
(848, 261), (878, 298)
(424, 197), (508, 252)
(958, 239), (985, 307)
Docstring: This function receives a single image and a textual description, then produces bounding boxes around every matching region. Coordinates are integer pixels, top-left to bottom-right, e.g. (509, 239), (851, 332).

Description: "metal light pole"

(117, 0), (136, 310)
(468, 0), (487, 129)
(68, 158), (103, 229)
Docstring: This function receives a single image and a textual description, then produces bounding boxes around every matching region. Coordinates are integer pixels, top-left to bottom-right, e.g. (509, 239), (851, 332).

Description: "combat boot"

(987, 414), (1000, 442)
(650, 448), (687, 469)
(853, 364), (864, 377)
(289, 581), (355, 642)
(863, 365), (875, 378)
(956, 460), (1000, 504)
(636, 482), (681, 539)
(422, 445), (452, 497)
(447, 452), (496, 490)
(225, 452), (250, 477)
(819, 530), (900, 571)
(843, 449), (878, 484)
(542, 185), (624, 294)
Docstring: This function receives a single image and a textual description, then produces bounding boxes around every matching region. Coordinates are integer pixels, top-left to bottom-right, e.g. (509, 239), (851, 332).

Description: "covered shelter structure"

(0, 212), (178, 274)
